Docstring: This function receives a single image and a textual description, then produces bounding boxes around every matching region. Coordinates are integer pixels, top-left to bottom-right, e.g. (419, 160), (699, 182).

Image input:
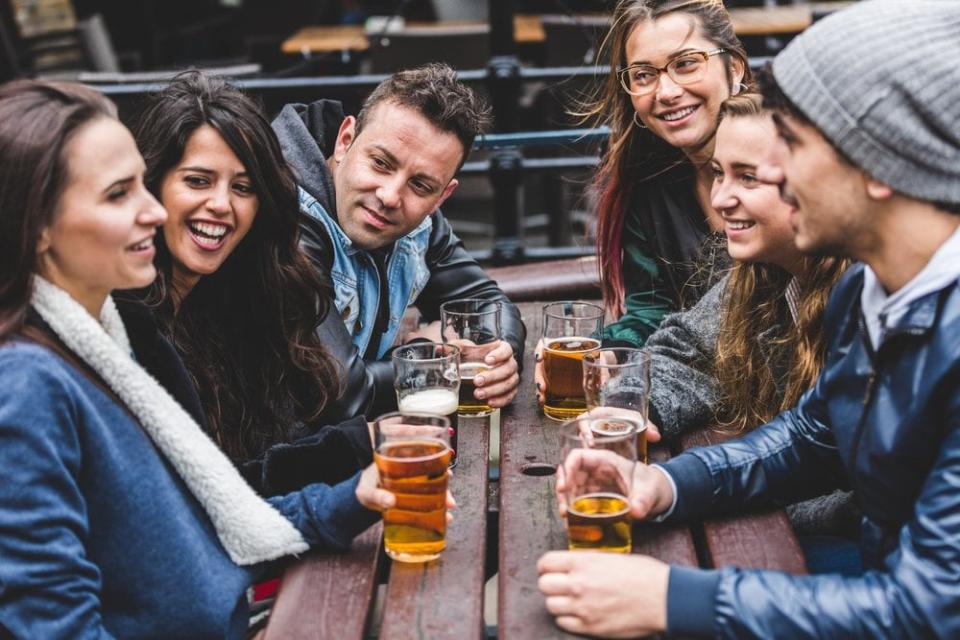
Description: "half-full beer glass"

(583, 348), (651, 463)
(542, 302), (604, 420)
(559, 416), (639, 553)
(440, 299), (503, 417)
(374, 412), (452, 563)
(392, 342), (460, 465)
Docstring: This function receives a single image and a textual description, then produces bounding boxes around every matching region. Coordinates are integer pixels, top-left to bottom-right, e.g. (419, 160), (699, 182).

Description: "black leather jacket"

(661, 264), (960, 638)
(273, 100), (526, 421)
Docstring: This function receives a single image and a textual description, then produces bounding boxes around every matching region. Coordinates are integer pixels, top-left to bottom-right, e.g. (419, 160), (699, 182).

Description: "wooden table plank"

(680, 429), (807, 574)
(379, 413), (490, 639)
(264, 522), (382, 640)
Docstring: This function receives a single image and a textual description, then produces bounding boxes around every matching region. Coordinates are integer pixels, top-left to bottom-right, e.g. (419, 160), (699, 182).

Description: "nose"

(205, 184), (231, 215)
(375, 176), (403, 210)
(757, 138), (786, 186)
(710, 177), (738, 213)
(655, 73), (684, 102)
(140, 190), (167, 226)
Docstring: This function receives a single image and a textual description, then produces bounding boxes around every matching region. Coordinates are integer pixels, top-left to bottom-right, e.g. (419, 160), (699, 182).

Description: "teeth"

(130, 237), (153, 251)
(189, 221), (228, 238)
(728, 221), (755, 230)
(661, 106), (697, 122)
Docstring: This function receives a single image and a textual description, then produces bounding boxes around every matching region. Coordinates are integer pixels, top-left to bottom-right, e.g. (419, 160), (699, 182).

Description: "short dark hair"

(0, 79), (116, 338)
(355, 63), (492, 169)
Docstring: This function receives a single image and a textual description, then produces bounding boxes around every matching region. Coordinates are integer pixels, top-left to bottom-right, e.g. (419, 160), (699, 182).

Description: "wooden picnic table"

(265, 299), (807, 638)
(281, 5), (853, 56)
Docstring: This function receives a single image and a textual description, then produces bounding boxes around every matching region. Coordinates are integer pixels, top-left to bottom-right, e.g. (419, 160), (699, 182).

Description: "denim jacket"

(299, 187), (432, 359)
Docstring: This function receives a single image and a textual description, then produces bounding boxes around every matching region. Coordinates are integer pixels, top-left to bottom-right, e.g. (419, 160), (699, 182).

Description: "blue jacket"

(662, 264), (960, 638)
(0, 333), (378, 638)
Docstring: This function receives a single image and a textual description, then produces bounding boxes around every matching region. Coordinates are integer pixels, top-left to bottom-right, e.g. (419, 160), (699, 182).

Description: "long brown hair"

(711, 95), (848, 432)
(131, 71), (341, 462)
(582, 0), (752, 316)
(0, 80), (116, 339)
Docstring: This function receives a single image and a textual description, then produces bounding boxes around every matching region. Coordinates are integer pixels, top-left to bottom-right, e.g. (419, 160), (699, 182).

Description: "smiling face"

(38, 117), (167, 316)
(710, 115), (802, 274)
(159, 124), (258, 298)
(758, 112), (871, 259)
(329, 101), (462, 251)
(625, 12), (743, 157)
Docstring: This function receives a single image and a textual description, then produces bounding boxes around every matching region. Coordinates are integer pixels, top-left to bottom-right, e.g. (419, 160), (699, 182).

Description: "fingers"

(554, 616), (588, 635)
(483, 341), (514, 366)
(446, 490), (457, 510)
(537, 550), (578, 574)
(645, 421), (662, 443)
(478, 372), (520, 405)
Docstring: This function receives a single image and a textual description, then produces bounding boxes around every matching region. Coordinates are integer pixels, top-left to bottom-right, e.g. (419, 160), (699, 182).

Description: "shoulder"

(0, 341), (83, 427)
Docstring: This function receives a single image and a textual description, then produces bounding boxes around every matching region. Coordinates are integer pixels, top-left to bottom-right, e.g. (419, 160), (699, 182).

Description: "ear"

(865, 177), (894, 202)
(435, 178), (459, 210)
(332, 115), (357, 164)
(36, 226), (52, 256)
(730, 56), (746, 93)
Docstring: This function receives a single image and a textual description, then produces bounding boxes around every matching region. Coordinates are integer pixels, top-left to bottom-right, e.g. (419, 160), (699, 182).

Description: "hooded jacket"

(272, 99), (525, 411)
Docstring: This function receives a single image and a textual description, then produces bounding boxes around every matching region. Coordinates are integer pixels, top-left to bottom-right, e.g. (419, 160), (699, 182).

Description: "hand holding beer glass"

(558, 416), (639, 553)
(392, 342), (460, 465)
(583, 348), (652, 463)
(541, 302), (604, 421)
(440, 299), (502, 417)
(374, 413), (452, 563)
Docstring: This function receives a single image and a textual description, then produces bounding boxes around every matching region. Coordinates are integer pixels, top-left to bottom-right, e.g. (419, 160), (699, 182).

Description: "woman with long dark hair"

(0, 78), (387, 638)
(129, 72), (375, 493)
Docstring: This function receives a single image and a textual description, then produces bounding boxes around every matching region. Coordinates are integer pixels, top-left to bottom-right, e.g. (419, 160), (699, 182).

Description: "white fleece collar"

(30, 277), (308, 565)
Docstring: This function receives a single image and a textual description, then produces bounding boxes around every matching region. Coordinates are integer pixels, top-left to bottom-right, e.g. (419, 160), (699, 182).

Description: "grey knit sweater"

(645, 275), (860, 537)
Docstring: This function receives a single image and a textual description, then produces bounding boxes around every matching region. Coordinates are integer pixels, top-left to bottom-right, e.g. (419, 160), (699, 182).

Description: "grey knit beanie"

(772, 0), (960, 206)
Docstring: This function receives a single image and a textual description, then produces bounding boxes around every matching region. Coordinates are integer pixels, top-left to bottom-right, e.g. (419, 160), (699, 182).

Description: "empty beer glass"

(392, 342), (460, 465)
(440, 299), (502, 417)
(583, 348), (651, 463)
(558, 416), (640, 553)
(374, 412), (452, 563)
(541, 302), (604, 420)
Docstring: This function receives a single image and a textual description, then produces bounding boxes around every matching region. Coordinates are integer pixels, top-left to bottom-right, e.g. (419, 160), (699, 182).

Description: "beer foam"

(459, 362), (490, 378)
(399, 388), (459, 415)
(546, 336), (601, 353)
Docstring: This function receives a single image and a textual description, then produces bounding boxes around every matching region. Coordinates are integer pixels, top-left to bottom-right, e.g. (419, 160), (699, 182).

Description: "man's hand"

(355, 463), (456, 524)
(473, 340), (519, 408)
(537, 551), (669, 638)
(555, 449), (674, 520)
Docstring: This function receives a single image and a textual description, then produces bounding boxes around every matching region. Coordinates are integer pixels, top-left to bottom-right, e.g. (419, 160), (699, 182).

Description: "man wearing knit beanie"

(537, 1), (960, 637)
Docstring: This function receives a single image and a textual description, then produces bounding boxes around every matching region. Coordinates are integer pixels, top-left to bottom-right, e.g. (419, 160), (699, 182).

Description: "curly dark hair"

(130, 71), (341, 462)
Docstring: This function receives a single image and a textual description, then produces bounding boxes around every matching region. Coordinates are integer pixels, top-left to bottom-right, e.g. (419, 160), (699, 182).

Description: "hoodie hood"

(272, 99), (346, 213)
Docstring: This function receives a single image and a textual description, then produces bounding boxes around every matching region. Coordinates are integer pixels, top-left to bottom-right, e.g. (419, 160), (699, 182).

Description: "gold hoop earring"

(733, 82), (749, 96)
(632, 111), (647, 129)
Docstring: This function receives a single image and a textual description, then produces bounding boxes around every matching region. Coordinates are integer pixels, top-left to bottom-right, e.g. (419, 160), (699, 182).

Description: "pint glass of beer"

(559, 416), (639, 553)
(583, 348), (651, 463)
(374, 412), (452, 563)
(440, 299), (503, 417)
(392, 342), (460, 465)
(541, 302), (604, 420)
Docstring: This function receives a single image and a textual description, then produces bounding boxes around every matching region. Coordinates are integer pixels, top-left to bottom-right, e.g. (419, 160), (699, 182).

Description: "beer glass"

(392, 342), (460, 465)
(541, 302), (604, 420)
(440, 299), (502, 417)
(558, 416), (639, 553)
(583, 348), (651, 463)
(374, 412), (452, 563)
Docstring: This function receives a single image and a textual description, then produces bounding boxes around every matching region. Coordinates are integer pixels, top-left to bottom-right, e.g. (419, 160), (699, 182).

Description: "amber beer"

(376, 439), (452, 562)
(590, 416), (648, 465)
(458, 361), (492, 416)
(567, 492), (631, 553)
(543, 336), (601, 420)
(399, 388), (460, 465)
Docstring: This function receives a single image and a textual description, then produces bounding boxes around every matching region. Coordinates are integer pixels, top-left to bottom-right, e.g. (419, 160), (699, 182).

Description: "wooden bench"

(486, 257), (599, 304)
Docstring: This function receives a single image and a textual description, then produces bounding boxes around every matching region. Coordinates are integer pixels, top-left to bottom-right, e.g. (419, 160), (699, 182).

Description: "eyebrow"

(178, 166), (250, 178)
(371, 144), (442, 188)
(770, 112), (795, 136)
(102, 176), (134, 195)
(629, 47), (700, 67)
(730, 161), (758, 171)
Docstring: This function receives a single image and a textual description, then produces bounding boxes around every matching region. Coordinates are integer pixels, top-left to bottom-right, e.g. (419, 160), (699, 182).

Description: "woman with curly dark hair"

(127, 71), (375, 493)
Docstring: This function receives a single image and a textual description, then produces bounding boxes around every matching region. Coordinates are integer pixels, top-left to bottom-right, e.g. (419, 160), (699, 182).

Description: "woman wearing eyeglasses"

(590, 0), (749, 346)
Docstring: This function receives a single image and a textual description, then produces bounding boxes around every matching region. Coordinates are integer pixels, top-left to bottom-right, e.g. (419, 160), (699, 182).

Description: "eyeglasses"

(618, 49), (727, 96)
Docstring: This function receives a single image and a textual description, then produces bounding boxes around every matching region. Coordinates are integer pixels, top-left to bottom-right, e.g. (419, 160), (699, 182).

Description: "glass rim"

(617, 47), (727, 96)
(440, 298), (503, 317)
(541, 300), (605, 321)
(560, 415), (646, 445)
(583, 347), (652, 369)
(391, 341), (461, 364)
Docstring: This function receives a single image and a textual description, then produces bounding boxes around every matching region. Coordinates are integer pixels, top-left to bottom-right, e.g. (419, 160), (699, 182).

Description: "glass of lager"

(559, 416), (640, 553)
(541, 301), (604, 420)
(392, 342), (461, 466)
(583, 348), (651, 463)
(374, 412), (452, 563)
(440, 299), (503, 417)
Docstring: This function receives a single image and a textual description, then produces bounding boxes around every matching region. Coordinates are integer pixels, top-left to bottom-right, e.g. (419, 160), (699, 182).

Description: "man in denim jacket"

(273, 64), (524, 418)
(537, 2), (960, 637)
